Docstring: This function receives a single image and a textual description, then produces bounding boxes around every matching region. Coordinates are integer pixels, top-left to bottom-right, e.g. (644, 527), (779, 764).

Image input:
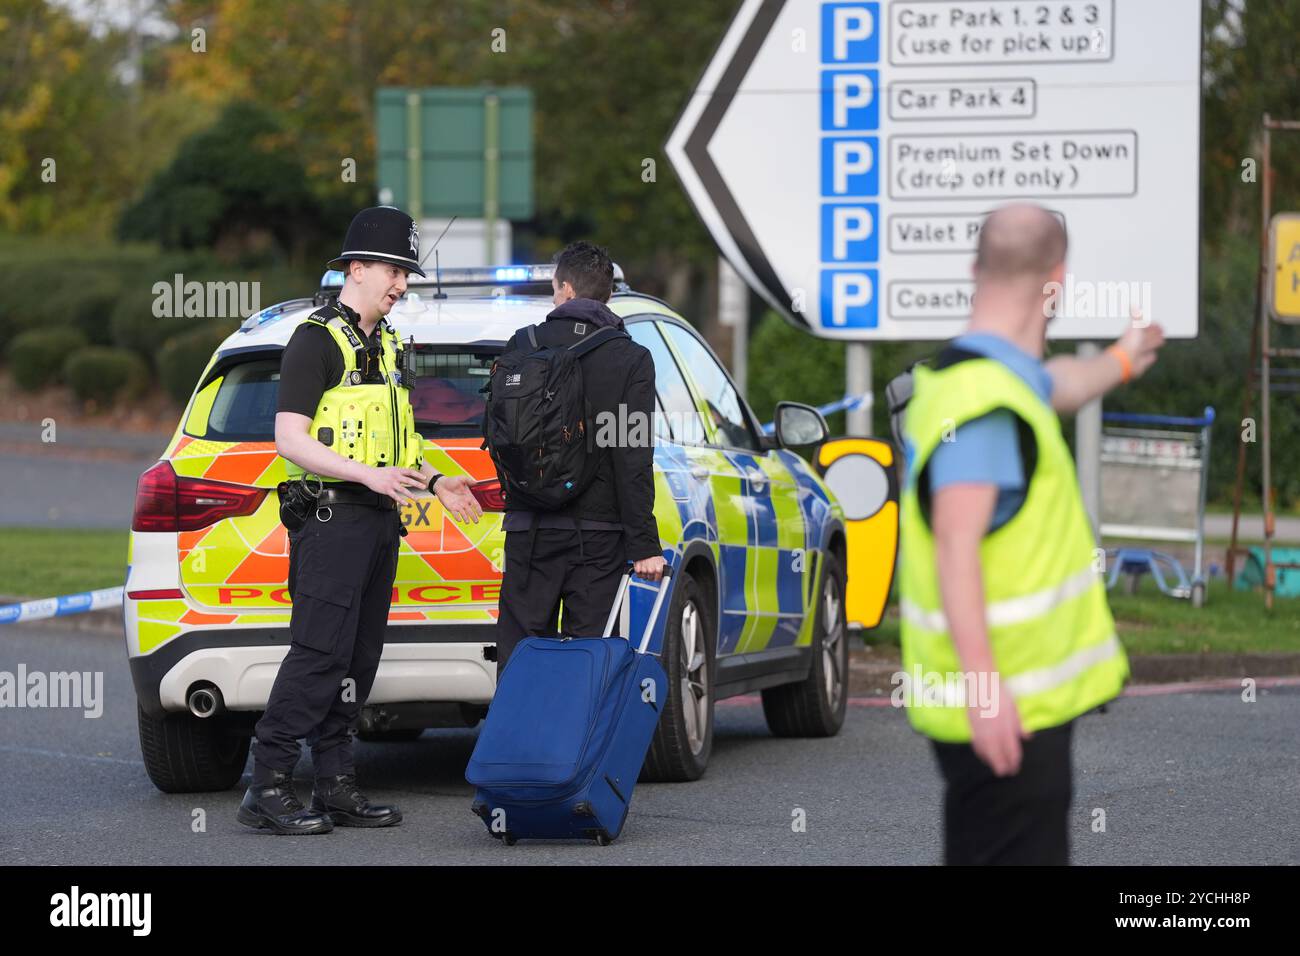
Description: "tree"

(0, 0), (132, 234)
(117, 101), (339, 263)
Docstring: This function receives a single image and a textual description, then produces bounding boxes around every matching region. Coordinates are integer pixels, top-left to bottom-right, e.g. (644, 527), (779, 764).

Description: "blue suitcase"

(467, 566), (673, 845)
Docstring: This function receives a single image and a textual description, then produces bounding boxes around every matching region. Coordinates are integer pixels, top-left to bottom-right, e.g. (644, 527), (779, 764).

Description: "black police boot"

(236, 771), (334, 835)
(309, 774), (402, 828)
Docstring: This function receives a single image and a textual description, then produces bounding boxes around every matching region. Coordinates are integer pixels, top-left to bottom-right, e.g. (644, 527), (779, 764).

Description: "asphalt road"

(0, 422), (165, 530)
(1, 622), (1296, 866)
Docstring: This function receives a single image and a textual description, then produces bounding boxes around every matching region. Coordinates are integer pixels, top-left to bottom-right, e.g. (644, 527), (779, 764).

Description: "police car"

(127, 265), (849, 793)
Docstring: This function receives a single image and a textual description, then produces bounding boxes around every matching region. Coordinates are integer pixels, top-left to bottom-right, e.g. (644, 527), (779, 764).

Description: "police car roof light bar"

(318, 263), (628, 293)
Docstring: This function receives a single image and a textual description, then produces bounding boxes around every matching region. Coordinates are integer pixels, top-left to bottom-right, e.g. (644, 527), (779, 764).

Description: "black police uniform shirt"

(276, 300), (381, 418)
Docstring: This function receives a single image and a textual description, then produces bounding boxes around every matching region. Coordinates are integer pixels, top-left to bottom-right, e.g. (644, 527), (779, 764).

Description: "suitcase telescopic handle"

(601, 561), (675, 654)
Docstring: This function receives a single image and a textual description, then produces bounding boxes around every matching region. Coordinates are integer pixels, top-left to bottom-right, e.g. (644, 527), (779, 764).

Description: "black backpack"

(483, 322), (629, 512)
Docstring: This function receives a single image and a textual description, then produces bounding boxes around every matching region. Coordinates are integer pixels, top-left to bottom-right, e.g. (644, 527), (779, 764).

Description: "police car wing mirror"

(774, 402), (828, 448)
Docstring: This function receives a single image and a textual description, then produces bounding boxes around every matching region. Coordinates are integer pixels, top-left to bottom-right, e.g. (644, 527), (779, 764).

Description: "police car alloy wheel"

(820, 573), (846, 713)
(642, 572), (715, 782)
(679, 599), (710, 754)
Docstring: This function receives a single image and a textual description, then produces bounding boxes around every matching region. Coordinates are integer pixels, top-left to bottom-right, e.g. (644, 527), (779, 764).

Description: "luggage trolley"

(1100, 408), (1215, 607)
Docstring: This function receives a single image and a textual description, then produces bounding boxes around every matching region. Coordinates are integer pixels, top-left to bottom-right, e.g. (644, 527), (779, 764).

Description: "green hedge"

(0, 236), (316, 400)
(6, 327), (88, 391)
(158, 324), (238, 403)
(62, 346), (150, 405)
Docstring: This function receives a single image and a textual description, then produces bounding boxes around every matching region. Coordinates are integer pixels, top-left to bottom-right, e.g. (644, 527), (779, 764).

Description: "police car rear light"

(132, 462), (268, 532)
(127, 589), (184, 601)
(469, 479), (505, 511)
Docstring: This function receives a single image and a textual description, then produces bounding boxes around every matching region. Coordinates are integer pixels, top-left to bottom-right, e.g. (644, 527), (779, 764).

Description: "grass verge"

(0, 527), (129, 600)
(861, 578), (1300, 656)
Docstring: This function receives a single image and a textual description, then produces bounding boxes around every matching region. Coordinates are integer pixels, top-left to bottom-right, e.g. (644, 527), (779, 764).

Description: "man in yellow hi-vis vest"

(898, 203), (1165, 864)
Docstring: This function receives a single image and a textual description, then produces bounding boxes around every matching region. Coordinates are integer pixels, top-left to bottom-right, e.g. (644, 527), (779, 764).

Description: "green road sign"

(376, 87), (533, 220)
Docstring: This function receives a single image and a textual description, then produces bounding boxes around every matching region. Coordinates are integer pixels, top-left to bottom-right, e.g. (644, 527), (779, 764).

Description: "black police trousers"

(930, 719), (1074, 865)
(252, 502), (401, 784)
(495, 528), (627, 678)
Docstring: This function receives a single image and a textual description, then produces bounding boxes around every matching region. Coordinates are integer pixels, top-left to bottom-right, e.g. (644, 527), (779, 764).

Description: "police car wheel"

(641, 572), (714, 783)
(137, 702), (250, 793)
(761, 552), (849, 738)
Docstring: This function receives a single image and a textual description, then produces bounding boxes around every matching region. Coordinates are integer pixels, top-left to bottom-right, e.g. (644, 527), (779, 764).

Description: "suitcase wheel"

(593, 832), (612, 847)
(502, 832), (518, 846)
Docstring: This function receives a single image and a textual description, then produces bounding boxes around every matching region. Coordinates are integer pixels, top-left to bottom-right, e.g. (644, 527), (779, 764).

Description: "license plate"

(400, 494), (444, 529)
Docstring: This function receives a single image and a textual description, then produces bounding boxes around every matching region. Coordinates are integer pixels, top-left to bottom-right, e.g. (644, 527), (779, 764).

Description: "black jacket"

(500, 298), (659, 562)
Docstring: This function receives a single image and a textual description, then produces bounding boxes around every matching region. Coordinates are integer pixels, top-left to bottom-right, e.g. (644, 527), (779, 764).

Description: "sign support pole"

(718, 257), (749, 395)
(1260, 118), (1275, 609)
(846, 342), (872, 436)
(484, 92), (500, 265)
(1225, 115), (1300, 609)
(405, 91), (422, 221)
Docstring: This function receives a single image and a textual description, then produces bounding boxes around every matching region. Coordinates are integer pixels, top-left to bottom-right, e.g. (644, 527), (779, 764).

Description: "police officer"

(898, 203), (1164, 864)
(237, 206), (483, 835)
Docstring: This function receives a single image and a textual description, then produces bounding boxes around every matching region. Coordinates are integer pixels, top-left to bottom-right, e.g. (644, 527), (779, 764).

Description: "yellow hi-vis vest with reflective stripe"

(284, 306), (423, 481)
(898, 356), (1128, 743)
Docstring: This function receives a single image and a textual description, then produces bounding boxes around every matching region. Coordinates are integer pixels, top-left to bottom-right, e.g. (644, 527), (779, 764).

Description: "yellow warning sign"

(815, 437), (898, 629)
(1271, 213), (1300, 323)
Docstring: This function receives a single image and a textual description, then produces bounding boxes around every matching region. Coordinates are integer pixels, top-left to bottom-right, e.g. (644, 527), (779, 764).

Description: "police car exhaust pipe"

(188, 685), (223, 719)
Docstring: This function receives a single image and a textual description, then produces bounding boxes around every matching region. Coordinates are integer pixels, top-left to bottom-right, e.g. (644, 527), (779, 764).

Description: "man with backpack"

(487, 241), (665, 676)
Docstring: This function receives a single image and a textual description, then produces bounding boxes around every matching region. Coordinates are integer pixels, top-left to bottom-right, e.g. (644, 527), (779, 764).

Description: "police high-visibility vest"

(898, 355), (1127, 742)
(284, 305), (423, 481)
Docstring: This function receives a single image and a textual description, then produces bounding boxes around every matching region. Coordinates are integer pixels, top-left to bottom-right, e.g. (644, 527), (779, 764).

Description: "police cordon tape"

(0, 587), (124, 625)
(760, 393), (870, 435)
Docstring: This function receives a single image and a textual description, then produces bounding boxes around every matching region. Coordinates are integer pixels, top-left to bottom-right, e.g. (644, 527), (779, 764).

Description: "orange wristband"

(1107, 344), (1132, 383)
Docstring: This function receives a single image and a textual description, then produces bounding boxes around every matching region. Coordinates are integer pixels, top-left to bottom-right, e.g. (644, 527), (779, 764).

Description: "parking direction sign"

(666, 0), (1201, 340)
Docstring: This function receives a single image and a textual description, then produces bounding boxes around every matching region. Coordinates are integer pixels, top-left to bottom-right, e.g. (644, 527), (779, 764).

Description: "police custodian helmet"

(327, 205), (427, 278)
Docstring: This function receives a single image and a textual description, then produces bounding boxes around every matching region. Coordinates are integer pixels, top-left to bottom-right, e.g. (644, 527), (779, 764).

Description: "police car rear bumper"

(129, 625), (497, 717)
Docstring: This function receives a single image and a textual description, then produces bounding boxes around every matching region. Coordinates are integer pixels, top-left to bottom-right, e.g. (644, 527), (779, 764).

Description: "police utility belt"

(278, 476), (397, 532)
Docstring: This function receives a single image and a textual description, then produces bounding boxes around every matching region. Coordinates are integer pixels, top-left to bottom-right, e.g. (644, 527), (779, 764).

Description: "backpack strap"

(887, 343), (985, 451)
(525, 325), (539, 350)
(931, 344), (983, 370)
(568, 325), (629, 359)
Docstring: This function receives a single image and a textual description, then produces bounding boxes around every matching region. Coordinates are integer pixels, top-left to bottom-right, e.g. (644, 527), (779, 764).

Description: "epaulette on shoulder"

(305, 304), (343, 327)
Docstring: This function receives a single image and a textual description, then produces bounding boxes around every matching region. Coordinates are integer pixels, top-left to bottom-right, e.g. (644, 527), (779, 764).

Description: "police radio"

(396, 335), (417, 389)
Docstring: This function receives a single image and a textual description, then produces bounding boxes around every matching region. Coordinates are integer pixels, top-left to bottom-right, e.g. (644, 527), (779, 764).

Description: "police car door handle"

(689, 465), (709, 481)
(747, 468), (768, 492)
